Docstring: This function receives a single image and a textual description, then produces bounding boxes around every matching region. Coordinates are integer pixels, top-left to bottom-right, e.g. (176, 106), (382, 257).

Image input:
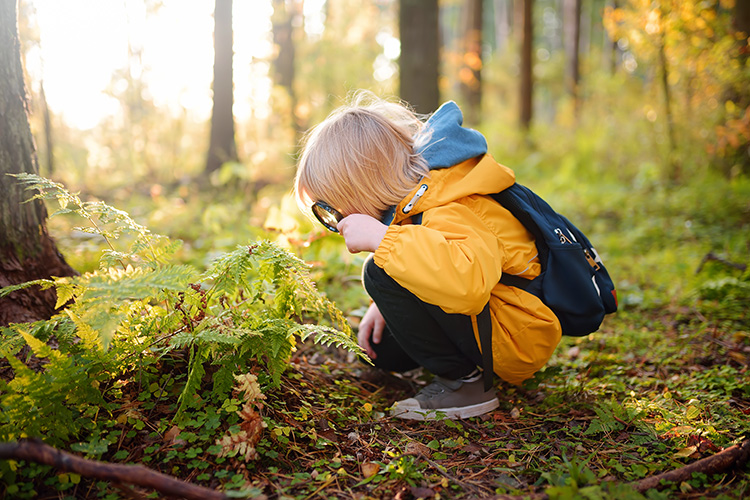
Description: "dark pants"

(362, 256), (483, 380)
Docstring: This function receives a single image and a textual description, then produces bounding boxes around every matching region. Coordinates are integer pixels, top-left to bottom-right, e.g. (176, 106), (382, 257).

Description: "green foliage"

(0, 174), (363, 448)
(583, 399), (645, 437)
(604, 1), (750, 177)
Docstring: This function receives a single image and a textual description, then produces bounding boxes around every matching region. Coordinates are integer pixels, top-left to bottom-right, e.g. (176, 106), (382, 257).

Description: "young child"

(295, 92), (562, 420)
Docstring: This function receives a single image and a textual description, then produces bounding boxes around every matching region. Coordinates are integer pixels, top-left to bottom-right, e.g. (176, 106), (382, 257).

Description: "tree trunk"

(399, 0), (440, 114)
(0, 0), (76, 326)
(460, 0), (483, 126)
(518, 0), (533, 130)
(563, 0), (581, 119)
(40, 80), (54, 176)
(493, 0), (511, 52)
(205, 0), (238, 176)
(733, 0), (750, 58)
(272, 0), (302, 136)
(608, 0), (619, 74)
(656, 8), (678, 180)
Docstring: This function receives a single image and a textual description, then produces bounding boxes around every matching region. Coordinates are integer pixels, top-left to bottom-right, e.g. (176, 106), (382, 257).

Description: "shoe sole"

(391, 398), (499, 421)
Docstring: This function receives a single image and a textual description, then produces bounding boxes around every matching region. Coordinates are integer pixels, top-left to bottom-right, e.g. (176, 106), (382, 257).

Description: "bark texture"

(0, 0), (76, 326)
(518, 0), (533, 129)
(399, 0), (440, 114)
(0, 439), (229, 500)
(205, 0), (238, 175)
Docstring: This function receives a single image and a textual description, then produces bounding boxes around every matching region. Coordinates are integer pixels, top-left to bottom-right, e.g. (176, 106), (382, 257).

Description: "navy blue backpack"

(470, 183), (618, 389)
(492, 183), (618, 336)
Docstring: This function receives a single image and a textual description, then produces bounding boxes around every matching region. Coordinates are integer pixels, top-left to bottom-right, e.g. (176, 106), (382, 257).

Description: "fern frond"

(202, 246), (255, 297)
(54, 279), (79, 309)
(0, 317), (76, 357)
(9, 173), (74, 205)
(195, 328), (244, 346)
(211, 362), (238, 401)
(292, 323), (368, 361)
(584, 400), (626, 436)
(0, 279), (55, 298)
(82, 200), (149, 236)
(19, 330), (55, 359)
(175, 346), (207, 419)
(79, 264), (195, 301)
(133, 235), (182, 266)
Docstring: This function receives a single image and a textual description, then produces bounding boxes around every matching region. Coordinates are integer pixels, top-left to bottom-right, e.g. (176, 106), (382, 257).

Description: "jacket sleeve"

(372, 199), (505, 315)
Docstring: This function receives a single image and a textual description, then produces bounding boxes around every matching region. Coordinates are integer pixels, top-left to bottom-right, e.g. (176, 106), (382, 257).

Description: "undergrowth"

(0, 174), (363, 497)
(1, 171), (748, 499)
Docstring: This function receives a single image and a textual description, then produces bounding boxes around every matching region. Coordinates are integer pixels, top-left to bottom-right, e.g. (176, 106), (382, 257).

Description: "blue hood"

(381, 101), (488, 226)
(416, 101), (488, 170)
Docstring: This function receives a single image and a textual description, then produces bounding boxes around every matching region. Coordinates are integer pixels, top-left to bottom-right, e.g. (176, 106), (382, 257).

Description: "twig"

(696, 252), (747, 274)
(419, 452), (494, 497)
(0, 439), (228, 500)
(481, 439), (750, 500)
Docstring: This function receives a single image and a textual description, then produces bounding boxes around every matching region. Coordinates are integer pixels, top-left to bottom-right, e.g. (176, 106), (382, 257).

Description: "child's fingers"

(371, 317), (384, 345)
(357, 322), (377, 359)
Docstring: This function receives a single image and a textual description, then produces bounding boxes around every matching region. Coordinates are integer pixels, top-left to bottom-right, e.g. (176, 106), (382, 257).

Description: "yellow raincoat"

(373, 154), (562, 385)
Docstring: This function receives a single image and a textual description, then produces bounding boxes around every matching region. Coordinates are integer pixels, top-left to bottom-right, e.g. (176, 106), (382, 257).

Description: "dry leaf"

(361, 462), (379, 478)
(163, 425), (184, 444)
(405, 440), (431, 456)
(673, 446), (698, 458)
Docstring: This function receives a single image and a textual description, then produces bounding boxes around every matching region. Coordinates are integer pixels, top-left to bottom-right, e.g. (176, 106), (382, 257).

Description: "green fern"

(175, 345), (208, 417)
(1, 174), (366, 442)
(584, 401), (626, 436)
(0, 328), (108, 445)
(293, 323), (363, 353)
(584, 398), (647, 436)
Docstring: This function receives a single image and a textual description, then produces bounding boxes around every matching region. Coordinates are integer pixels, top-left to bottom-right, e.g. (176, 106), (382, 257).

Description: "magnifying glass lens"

(312, 202), (343, 232)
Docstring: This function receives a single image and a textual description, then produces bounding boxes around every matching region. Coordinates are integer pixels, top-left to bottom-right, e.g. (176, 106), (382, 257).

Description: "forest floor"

(9, 304), (748, 500)
(2, 175), (749, 499)
(247, 307), (749, 500)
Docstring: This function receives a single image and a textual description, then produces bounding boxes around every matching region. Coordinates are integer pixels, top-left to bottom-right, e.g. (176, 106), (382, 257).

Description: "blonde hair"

(295, 91), (430, 220)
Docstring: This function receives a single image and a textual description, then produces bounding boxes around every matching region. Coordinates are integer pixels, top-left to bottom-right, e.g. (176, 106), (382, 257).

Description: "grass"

(3, 88), (750, 498)
(11, 305), (746, 499)
(2, 179), (747, 498)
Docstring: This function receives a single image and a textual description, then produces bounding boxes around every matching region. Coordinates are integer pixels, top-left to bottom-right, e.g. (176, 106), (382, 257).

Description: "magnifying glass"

(312, 201), (343, 232)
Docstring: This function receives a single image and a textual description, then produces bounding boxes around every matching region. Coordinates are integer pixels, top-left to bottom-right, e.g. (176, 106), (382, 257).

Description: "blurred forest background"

(11, 0), (750, 310)
(1, 0), (749, 498)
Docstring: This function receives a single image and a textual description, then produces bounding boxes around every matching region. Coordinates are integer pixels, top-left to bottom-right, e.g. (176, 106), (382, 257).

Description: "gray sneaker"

(390, 371), (499, 421)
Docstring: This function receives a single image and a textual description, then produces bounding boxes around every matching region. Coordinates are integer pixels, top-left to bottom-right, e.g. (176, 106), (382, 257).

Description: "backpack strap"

(476, 303), (494, 392)
(410, 210), (493, 391)
(499, 273), (532, 290)
(491, 188), (550, 267)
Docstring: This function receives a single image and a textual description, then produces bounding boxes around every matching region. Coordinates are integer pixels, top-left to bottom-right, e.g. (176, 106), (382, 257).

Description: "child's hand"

(358, 302), (385, 359)
(336, 214), (388, 253)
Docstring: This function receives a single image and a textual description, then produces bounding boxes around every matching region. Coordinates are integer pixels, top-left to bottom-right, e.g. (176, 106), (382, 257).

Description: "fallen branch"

(696, 252), (747, 274)
(0, 439), (228, 500)
(485, 439), (750, 500)
(631, 438), (750, 492)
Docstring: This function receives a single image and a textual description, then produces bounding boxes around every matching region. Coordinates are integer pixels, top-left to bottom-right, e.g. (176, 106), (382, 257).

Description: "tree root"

(0, 439), (228, 500)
